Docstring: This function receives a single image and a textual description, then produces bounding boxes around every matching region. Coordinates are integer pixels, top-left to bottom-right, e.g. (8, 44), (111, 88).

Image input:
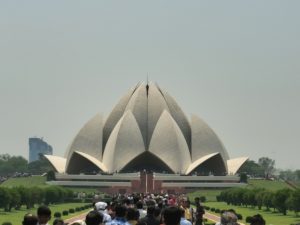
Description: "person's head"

(163, 207), (181, 225)
(95, 202), (107, 212)
(70, 220), (85, 225)
(136, 201), (144, 210)
(154, 207), (161, 219)
(127, 208), (138, 221)
(220, 211), (238, 225)
(115, 204), (127, 218)
(250, 214), (265, 225)
(37, 205), (51, 225)
(85, 210), (103, 225)
(180, 208), (185, 218)
(22, 213), (38, 225)
(53, 218), (64, 225)
(184, 200), (190, 208)
(147, 206), (155, 216)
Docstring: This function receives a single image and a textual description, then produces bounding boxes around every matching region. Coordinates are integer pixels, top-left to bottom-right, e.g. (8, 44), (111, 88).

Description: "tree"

(237, 160), (264, 177)
(258, 157), (275, 179)
(0, 187), (11, 211)
(279, 170), (297, 181)
(255, 190), (266, 210)
(295, 170), (300, 181)
(16, 186), (33, 209)
(29, 186), (44, 205)
(262, 191), (274, 211)
(47, 170), (56, 181)
(8, 188), (21, 211)
(0, 155), (28, 176)
(272, 188), (292, 215)
(288, 189), (300, 216)
(44, 186), (60, 205)
(239, 173), (248, 183)
(27, 158), (52, 175)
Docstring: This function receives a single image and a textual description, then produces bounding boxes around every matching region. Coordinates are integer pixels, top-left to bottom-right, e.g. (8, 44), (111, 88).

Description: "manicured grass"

(187, 179), (292, 204)
(188, 189), (223, 202)
(0, 203), (91, 225)
(246, 179), (292, 191)
(1, 176), (47, 187)
(204, 201), (300, 225)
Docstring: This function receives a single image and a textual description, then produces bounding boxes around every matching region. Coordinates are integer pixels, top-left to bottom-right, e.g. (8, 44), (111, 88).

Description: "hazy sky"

(0, 1), (299, 169)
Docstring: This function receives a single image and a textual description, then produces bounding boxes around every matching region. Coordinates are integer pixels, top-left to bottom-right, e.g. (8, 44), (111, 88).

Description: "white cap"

(95, 201), (107, 211)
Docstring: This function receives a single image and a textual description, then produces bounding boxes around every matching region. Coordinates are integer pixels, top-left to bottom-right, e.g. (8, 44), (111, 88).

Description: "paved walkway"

(204, 212), (245, 225)
(64, 212), (88, 224)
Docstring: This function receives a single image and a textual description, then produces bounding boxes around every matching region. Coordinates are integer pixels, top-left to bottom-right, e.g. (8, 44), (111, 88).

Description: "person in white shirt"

(95, 201), (112, 224)
(136, 201), (146, 219)
(180, 208), (192, 225)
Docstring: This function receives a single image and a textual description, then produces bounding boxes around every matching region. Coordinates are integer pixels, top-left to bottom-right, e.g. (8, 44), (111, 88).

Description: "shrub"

(246, 216), (252, 223)
(236, 214), (243, 220)
(62, 210), (68, 216)
(200, 196), (206, 203)
(54, 212), (62, 218)
(69, 208), (75, 213)
(2, 222), (12, 225)
(75, 207), (80, 212)
(211, 207), (215, 212)
(80, 207), (85, 210)
(85, 204), (91, 209)
(215, 209), (220, 213)
(84, 198), (93, 203)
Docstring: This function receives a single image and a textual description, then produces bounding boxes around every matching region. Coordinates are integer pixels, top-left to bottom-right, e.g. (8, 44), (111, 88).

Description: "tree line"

(0, 186), (74, 212)
(238, 157), (300, 181)
(217, 187), (300, 216)
(0, 154), (52, 177)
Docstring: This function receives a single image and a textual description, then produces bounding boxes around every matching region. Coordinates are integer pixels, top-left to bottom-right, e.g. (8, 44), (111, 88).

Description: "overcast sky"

(0, 1), (299, 169)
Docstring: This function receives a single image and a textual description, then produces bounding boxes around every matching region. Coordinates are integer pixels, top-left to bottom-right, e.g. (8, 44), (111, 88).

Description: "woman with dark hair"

(250, 214), (265, 225)
(22, 213), (38, 225)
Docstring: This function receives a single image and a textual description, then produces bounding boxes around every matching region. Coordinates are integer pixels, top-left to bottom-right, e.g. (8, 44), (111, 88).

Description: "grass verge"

(204, 201), (300, 225)
(0, 203), (91, 225)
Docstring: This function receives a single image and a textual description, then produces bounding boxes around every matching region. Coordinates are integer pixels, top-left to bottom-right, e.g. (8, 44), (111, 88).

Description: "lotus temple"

(45, 82), (248, 193)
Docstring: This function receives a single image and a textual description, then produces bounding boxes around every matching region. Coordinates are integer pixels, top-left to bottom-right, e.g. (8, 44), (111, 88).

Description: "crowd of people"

(21, 193), (266, 225)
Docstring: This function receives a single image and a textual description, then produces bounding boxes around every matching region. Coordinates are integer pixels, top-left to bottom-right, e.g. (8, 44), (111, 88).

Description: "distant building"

(29, 137), (53, 163)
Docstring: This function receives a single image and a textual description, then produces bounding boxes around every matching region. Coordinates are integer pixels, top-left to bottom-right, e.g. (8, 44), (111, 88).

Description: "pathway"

(204, 212), (245, 225)
(64, 212), (88, 224)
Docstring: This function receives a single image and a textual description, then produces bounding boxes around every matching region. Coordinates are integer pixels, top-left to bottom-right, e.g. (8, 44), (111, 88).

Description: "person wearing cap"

(106, 204), (131, 225)
(95, 202), (112, 224)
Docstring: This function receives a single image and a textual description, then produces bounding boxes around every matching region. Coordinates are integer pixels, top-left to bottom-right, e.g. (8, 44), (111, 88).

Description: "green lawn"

(204, 201), (300, 225)
(246, 179), (292, 191)
(1, 176), (47, 187)
(187, 189), (223, 202)
(0, 203), (91, 225)
(187, 179), (292, 203)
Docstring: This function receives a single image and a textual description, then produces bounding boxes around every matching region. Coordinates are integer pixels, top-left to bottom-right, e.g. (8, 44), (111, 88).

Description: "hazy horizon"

(0, 1), (299, 169)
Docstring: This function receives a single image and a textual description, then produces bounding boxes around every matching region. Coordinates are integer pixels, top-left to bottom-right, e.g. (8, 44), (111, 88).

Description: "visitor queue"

(21, 193), (266, 225)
